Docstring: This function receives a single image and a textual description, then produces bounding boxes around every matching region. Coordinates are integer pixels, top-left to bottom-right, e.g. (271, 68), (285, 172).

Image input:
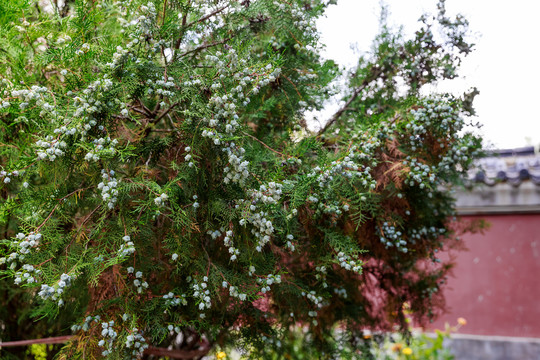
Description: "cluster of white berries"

(183, 146), (195, 168)
(334, 288), (349, 301)
(98, 169), (119, 209)
(11, 85), (49, 111)
(249, 182), (283, 205)
(247, 209), (274, 252)
(315, 265), (328, 288)
(410, 100), (462, 135)
(403, 157), (436, 188)
(261, 335), (283, 348)
(117, 235), (136, 257)
(1, 252), (19, 269)
(349, 132), (382, 164)
(201, 128), (222, 146)
(308, 309), (318, 324)
(36, 136), (67, 161)
(311, 147), (375, 191)
(53, 125), (77, 136)
(154, 193), (168, 207)
(221, 143), (249, 185)
(166, 324), (182, 334)
(221, 230), (239, 261)
(439, 138), (478, 172)
(316, 199), (351, 218)
(13, 264), (40, 285)
(14, 18), (31, 33)
(107, 44), (132, 69)
(305, 290), (324, 309)
(125, 328), (149, 358)
(55, 34), (72, 45)
(336, 251), (363, 274)
(230, 182), (284, 252)
(286, 207), (298, 221)
(71, 314), (100, 332)
(289, 2), (316, 33)
(75, 43), (90, 55)
(285, 234), (296, 251)
(135, 2), (157, 37)
(409, 226), (446, 244)
(378, 222), (408, 252)
(405, 98), (478, 174)
(163, 292), (187, 306)
(226, 283), (248, 302)
(139, 71), (173, 101)
(297, 68), (319, 83)
(98, 320), (118, 357)
(84, 136), (118, 162)
(127, 267), (149, 293)
(12, 231), (41, 256)
(257, 274), (282, 294)
(192, 277), (211, 317)
(0, 170), (23, 185)
(37, 273), (75, 306)
(72, 77), (113, 122)
(198, 50), (282, 187)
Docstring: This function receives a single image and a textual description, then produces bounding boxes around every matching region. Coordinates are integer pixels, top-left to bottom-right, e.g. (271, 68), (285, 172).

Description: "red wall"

(430, 214), (540, 338)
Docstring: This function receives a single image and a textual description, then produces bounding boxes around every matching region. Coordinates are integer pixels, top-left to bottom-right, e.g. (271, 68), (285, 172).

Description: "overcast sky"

(317, 0), (540, 150)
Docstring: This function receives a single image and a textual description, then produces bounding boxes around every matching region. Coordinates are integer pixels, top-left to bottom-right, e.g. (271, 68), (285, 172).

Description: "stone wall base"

(443, 333), (540, 360)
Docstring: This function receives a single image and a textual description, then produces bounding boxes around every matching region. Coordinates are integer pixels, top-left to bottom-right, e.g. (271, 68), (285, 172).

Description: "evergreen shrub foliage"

(0, 0), (481, 358)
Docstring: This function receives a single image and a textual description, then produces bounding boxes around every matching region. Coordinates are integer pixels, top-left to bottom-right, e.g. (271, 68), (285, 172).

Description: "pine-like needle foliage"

(0, 0), (481, 358)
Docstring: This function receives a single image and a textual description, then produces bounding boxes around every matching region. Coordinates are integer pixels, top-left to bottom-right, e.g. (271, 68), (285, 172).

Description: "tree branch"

(242, 131), (287, 158)
(178, 37), (232, 59)
(317, 67), (383, 136)
(0, 336), (74, 347)
(153, 101), (179, 124)
(185, 4), (229, 29)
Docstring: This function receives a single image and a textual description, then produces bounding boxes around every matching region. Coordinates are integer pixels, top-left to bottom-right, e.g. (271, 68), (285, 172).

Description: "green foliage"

(0, 0), (480, 358)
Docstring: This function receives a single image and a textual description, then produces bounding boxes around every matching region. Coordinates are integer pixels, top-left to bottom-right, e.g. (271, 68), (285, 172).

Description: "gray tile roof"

(469, 146), (540, 186)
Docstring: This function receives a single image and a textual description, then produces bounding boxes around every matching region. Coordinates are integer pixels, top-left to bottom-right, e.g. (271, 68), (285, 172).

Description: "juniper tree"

(0, 0), (481, 358)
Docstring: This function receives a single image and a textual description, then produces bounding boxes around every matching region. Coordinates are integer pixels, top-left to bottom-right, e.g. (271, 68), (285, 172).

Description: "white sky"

(317, 0), (540, 150)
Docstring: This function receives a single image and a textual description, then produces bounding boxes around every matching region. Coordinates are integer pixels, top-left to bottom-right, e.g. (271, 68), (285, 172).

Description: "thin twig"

(153, 101), (179, 124)
(242, 131), (287, 158)
(0, 336), (74, 347)
(173, 0), (191, 50)
(185, 4), (229, 29)
(36, 187), (91, 232)
(317, 67), (383, 136)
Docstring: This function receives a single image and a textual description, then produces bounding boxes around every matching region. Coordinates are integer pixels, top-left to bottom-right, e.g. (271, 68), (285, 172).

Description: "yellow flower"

(402, 347), (413, 355)
(457, 317), (467, 326)
(216, 351), (227, 359)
